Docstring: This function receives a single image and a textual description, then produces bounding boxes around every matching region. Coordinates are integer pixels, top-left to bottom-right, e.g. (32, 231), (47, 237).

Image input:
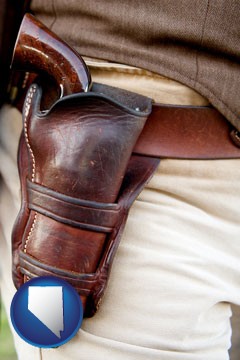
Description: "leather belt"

(133, 104), (240, 159)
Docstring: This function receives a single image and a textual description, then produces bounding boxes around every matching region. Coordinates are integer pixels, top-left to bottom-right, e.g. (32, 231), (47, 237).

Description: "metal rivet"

(230, 129), (240, 148)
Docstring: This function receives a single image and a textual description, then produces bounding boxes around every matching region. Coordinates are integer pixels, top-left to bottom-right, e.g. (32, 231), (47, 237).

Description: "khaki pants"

(0, 63), (240, 359)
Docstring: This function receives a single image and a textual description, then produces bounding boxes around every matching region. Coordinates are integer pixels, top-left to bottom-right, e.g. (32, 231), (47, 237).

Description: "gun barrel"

(12, 13), (91, 97)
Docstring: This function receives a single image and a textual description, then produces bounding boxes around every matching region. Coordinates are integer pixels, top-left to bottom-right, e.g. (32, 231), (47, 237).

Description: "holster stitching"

(23, 85), (38, 252)
(24, 212), (38, 253)
(23, 85), (37, 182)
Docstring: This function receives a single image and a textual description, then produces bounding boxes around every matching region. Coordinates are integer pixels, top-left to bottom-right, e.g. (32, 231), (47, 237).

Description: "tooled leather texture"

(12, 83), (159, 316)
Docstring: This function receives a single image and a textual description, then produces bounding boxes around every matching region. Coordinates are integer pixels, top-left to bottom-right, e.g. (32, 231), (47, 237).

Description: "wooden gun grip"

(12, 13), (91, 98)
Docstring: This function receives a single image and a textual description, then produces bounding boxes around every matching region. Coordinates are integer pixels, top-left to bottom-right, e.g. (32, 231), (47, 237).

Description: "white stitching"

(23, 85), (37, 182)
(24, 212), (38, 253)
(23, 85), (37, 252)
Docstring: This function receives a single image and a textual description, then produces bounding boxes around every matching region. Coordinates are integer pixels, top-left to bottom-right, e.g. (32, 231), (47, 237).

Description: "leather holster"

(12, 82), (159, 316)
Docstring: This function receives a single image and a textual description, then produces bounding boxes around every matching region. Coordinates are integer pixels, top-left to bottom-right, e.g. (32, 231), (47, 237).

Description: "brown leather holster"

(12, 82), (160, 317)
(11, 12), (240, 319)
